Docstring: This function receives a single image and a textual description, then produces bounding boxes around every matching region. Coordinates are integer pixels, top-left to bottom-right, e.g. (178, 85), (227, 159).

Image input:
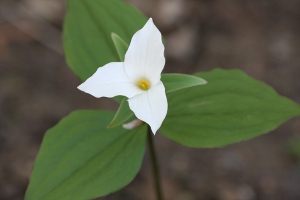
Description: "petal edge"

(124, 18), (165, 85)
(78, 62), (142, 98)
(128, 81), (167, 134)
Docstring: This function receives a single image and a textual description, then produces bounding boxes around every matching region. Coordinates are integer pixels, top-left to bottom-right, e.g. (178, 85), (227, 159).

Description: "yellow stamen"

(138, 79), (150, 90)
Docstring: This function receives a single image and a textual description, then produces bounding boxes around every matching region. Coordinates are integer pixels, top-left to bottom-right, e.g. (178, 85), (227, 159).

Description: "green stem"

(147, 126), (164, 200)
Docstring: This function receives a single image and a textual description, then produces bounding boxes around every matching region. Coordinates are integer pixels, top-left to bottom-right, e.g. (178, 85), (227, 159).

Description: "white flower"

(78, 18), (167, 134)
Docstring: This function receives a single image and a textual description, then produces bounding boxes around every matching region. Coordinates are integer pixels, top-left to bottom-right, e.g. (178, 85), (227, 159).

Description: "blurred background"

(1, 0), (300, 199)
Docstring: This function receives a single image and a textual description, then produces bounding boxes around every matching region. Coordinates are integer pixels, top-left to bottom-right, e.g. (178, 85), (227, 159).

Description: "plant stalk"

(147, 126), (164, 200)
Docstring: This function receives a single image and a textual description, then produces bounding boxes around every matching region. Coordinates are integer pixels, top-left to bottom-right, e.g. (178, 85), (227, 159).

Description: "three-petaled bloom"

(78, 18), (167, 134)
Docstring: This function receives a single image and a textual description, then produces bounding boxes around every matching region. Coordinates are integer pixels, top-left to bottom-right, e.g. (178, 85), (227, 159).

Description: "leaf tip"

(197, 77), (207, 85)
(107, 122), (115, 129)
(111, 32), (117, 39)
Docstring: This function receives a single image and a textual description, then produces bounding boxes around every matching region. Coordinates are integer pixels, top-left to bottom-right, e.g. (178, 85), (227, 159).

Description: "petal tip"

(77, 84), (84, 91)
(150, 127), (157, 135)
(149, 120), (163, 135)
(146, 17), (155, 26)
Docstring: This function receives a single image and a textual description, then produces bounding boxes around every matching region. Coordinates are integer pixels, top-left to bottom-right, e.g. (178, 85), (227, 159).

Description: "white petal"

(124, 18), (165, 85)
(122, 119), (143, 130)
(78, 62), (142, 98)
(128, 81), (167, 134)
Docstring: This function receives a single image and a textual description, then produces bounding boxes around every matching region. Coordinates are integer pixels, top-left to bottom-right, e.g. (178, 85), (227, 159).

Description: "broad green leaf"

(108, 98), (134, 128)
(161, 73), (207, 93)
(111, 33), (129, 62)
(160, 69), (300, 148)
(63, 0), (147, 81)
(26, 110), (147, 200)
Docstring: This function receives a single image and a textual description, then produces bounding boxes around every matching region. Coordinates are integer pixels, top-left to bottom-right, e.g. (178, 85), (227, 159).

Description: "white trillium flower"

(78, 18), (167, 134)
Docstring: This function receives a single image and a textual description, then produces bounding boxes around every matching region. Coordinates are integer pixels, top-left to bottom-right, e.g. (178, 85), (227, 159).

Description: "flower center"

(138, 79), (150, 90)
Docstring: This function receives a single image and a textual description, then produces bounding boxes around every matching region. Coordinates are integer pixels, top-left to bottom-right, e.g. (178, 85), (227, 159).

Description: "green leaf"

(108, 98), (134, 128)
(111, 33), (129, 62)
(25, 110), (147, 200)
(63, 0), (147, 81)
(161, 73), (207, 93)
(113, 96), (125, 104)
(160, 69), (300, 148)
